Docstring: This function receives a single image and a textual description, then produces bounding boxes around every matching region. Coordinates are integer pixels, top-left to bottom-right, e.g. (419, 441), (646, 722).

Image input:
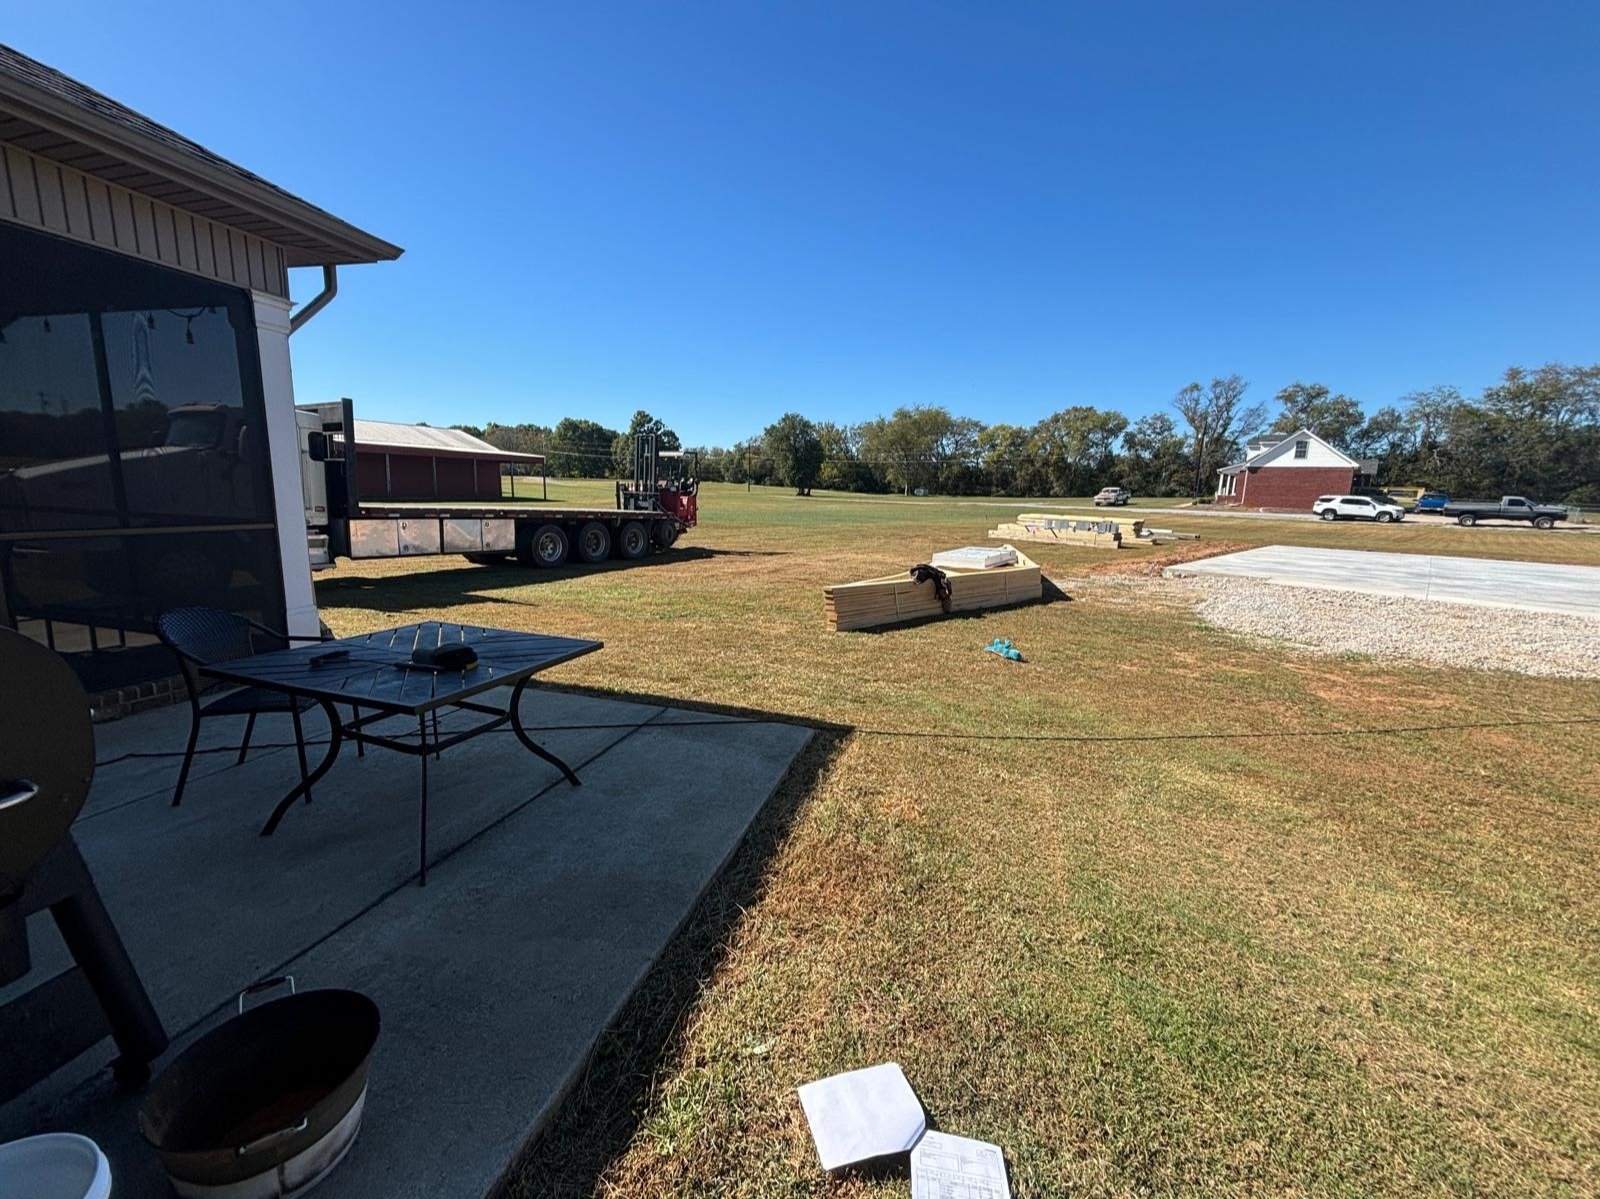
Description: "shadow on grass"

(498, 688), (852, 1199)
(316, 547), (787, 615)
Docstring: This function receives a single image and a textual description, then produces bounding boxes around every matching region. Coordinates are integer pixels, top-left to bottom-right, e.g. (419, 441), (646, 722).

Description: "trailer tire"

(651, 520), (680, 549)
(1534, 515), (1555, 529)
(464, 552), (510, 565)
(1457, 513), (1477, 526)
(519, 523), (569, 568)
(574, 521), (611, 563)
(616, 520), (649, 560)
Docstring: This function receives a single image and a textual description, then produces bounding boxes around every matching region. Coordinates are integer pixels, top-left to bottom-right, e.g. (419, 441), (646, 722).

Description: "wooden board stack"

(987, 514), (1122, 548)
(824, 545), (1043, 632)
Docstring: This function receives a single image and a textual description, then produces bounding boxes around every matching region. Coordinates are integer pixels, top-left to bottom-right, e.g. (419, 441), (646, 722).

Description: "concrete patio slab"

(1, 688), (814, 1198)
(1166, 545), (1600, 617)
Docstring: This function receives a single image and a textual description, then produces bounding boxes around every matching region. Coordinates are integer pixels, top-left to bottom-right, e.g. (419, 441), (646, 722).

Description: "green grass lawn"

(316, 484), (1600, 1198)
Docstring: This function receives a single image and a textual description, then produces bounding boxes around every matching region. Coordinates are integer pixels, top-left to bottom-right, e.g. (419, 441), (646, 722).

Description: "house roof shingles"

(0, 42), (401, 266)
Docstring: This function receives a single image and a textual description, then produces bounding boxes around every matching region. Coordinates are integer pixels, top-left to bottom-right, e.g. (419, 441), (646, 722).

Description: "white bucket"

(0, 1132), (112, 1199)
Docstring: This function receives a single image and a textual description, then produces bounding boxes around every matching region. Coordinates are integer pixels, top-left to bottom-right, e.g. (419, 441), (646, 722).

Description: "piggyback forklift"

(299, 398), (698, 570)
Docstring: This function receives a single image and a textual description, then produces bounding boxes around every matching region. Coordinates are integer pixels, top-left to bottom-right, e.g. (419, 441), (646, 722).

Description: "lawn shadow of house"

(315, 547), (788, 617)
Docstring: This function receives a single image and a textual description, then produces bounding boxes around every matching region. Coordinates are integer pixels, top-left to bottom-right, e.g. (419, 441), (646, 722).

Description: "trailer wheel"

(616, 520), (649, 560)
(1534, 515), (1555, 530)
(519, 523), (569, 567)
(1457, 512), (1477, 526)
(651, 520), (680, 549)
(575, 520), (611, 563)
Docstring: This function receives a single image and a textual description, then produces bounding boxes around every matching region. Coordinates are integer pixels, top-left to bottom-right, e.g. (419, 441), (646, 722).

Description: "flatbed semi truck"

(298, 400), (697, 570)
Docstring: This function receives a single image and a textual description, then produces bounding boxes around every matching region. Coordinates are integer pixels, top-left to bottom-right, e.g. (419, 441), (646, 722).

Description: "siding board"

(109, 187), (135, 250)
(196, 219), (217, 276)
(0, 141), (290, 298)
(4, 145), (42, 224)
(131, 195), (157, 257)
(62, 168), (90, 235)
(85, 178), (114, 244)
(35, 161), (68, 232)
(0, 146), (15, 219)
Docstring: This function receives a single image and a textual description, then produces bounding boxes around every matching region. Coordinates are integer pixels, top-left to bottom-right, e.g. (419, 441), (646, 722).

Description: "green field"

(317, 483), (1600, 1198)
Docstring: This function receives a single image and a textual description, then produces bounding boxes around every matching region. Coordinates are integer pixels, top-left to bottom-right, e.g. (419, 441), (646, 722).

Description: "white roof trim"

(1240, 428), (1357, 469)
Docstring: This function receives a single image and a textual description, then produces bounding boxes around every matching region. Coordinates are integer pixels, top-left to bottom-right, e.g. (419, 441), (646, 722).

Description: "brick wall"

(88, 674), (191, 723)
(1240, 465), (1355, 510)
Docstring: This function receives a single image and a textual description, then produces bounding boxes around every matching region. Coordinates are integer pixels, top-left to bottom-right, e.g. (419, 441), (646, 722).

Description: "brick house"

(1214, 428), (1359, 509)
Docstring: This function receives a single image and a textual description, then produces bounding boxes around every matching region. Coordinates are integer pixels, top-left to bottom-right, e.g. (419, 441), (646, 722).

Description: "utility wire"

(93, 713), (1600, 769)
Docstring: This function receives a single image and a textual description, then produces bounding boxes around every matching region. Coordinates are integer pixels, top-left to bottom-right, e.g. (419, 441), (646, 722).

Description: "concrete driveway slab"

(1166, 545), (1600, 617)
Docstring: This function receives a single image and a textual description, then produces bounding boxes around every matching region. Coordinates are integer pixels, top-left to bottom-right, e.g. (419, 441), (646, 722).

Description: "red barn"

(345, 420), (544, 502)
(1214, 428), (1359, 510)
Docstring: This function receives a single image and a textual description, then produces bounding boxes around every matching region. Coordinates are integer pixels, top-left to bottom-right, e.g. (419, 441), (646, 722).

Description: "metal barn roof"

(346, 419), (544, 462)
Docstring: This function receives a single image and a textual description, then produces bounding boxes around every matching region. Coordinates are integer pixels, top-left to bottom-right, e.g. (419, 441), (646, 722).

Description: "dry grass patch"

(316, 484), (1600, 1198)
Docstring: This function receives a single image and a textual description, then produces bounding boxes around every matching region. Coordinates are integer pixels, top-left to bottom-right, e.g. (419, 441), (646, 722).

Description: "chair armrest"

(242, 617), (328, 649)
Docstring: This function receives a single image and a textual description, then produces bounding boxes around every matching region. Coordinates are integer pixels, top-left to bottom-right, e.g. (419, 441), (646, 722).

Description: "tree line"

(455, 363), (1599, 503)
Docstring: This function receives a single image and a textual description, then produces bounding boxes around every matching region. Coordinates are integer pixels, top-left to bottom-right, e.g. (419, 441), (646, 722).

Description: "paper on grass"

(796, 1062), (926, 1171)
(911, 1130), (1011, 1199)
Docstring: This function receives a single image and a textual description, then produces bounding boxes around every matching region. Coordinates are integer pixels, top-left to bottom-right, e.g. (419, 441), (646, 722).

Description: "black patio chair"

(155, 607), (362, 809)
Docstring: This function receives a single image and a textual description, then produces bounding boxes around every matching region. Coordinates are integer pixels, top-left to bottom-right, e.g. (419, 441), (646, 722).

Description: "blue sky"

(8, 2), (1598, 446)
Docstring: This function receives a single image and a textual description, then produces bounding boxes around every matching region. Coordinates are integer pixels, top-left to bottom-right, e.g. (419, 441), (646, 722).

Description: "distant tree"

(480, 423), (553, 473)
(815, 421), (876, 491)
(687, 446), (727, 483)
(977, 423), (1035, 495)
(450, 423), (486, 440)
(762, 413), (825, 494)
(1349, 405), (1414, 483)
(611, 410), (681, 478)
(726, 436), (773, 485)
(1172, 375), (1262, 497)
(1029, 406), (1128, 496)
(1117, 412), (1191, 495)
(856, 406), (971, 495)
(1270, 382), (1365, 451)
(546, 417), (621, 478)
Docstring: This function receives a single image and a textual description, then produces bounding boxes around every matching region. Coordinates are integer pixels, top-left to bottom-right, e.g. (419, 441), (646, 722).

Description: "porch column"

(253, 293), (320, 638)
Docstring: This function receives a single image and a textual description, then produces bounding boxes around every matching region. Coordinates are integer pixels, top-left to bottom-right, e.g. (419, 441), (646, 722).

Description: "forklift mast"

(616, 432), (698, 528)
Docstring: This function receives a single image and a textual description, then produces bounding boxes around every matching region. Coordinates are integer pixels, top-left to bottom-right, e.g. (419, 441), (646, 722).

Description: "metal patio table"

(197, 622), (603, 884)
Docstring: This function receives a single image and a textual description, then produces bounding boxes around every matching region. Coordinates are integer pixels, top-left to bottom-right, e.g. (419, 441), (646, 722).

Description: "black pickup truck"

(1440, 496), (1567, 529)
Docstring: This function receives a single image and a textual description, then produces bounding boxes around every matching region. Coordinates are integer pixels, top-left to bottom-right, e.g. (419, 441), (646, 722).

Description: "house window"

(1294, 439), (1309, 459)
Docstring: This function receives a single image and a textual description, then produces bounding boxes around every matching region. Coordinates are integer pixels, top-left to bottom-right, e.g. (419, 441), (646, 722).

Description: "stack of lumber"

(988, 514), (1122, 548)
(824, 545), (1042, 632)
(1128, 522), (1201, 545)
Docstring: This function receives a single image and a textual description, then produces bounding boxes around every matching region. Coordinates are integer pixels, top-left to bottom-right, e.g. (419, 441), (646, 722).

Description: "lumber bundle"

(824, 546), (1042, 632)
(988, 514), (1122, 548)
(1128, 522), (1201, 545)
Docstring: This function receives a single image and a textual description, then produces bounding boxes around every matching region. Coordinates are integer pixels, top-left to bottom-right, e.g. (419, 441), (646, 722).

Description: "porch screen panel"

(0, 222), (285, 691)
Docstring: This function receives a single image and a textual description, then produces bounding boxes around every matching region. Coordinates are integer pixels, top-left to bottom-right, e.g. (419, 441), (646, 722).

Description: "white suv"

(1313, 495), (1406, 523)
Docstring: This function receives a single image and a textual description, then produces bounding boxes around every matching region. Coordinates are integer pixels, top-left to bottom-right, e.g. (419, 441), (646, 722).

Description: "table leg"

(418, 714), (429, 887)
(259, 699), (344, 836)
(508, 678), (582, 787)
